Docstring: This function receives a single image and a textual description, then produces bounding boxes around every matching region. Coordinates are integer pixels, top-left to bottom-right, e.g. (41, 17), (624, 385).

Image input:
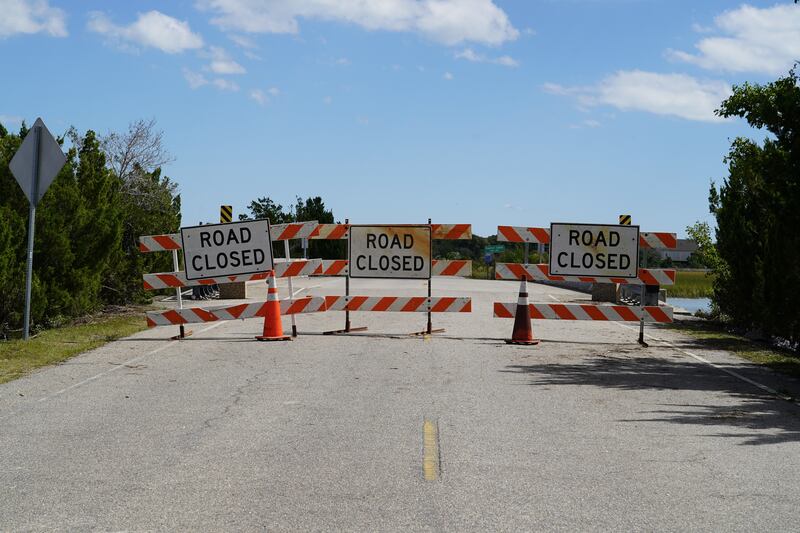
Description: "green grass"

(471, 263), (494, 280)
(670, 320), (800, 379)
(0, 308), (149, 384)
(666, 270), (715, 298)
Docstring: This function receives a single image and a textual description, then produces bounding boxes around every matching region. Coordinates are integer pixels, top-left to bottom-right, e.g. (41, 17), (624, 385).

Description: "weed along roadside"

(666, 270), (715, 298)
(0, 307), (151, 384)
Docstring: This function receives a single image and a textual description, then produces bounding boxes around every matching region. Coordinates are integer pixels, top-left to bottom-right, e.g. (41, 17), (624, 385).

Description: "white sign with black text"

(181, 220), (273, 280)
(349, 225), (432, 279)
(549, 223), (639, 278)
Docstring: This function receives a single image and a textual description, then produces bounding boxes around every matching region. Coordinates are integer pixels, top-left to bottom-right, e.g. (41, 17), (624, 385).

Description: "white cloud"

(0, 0), (67, 38)
(250, 88), (268, 105)
(183, 68), (209, 88)
(183, 68), (239, 91)
(212, 78), (239, 91)
(196, 0), (519, 46)
(250, 86), (279, 105)
(229, 33), (257, 49)
(443, 71), (454, 80)
(544, 70), (732, 123)
(668, 4), (800, 75)
(456, 47), (518, 67)
(323, 95), (333, 104)
(205, 46), (246, 74)
(88, 10), (203, 54)
(335, 57), (350, 66)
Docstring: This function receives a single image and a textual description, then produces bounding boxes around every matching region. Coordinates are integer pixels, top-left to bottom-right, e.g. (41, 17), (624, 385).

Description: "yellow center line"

(422, 419), (440, 481)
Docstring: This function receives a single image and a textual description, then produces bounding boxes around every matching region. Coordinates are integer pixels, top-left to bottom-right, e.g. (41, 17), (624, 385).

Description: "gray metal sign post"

(9, 118), (67, 340)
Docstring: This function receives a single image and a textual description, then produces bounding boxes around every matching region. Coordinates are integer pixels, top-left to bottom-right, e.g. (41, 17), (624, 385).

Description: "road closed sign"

(549, 223), (639, 278)
(349, 225), (431, 279)
(181, 220), (273, 280)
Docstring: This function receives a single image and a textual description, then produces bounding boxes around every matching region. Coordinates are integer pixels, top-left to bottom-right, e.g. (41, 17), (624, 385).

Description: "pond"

(668, 297), (711, 314)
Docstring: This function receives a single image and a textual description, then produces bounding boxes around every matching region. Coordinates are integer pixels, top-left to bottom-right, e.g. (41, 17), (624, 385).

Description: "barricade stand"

(494, 224), (677, 344)
(171, 247), (191, 340)
(309, 221), (473, 336)
(412, 218), (443, 336)
(315, 219), (368, 335)
(284, 240), (298, 337)
(139, 221), (324, 337)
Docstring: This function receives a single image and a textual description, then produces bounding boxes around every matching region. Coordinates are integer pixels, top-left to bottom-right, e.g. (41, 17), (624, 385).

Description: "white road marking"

(614, 322), (793, 401)
(1, 321), (227, 420)
(547, 294), (559, 302)
(292, 284), (320, 297)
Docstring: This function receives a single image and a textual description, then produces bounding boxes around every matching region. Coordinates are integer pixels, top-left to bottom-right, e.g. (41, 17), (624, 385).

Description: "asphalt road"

(2, 276), (800, 531)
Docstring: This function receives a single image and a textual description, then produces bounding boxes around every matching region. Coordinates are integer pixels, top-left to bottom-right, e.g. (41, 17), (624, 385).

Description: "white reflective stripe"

(569, 305), (592, 320)
(143, 259), (322, 289)
(325, 296), (470, 312)
(493, 303), (673, 322)
(640, 232), (678, 249)
(314, 260), (349, 276)
(274, 259), (322, 277)
(309, 223), (349, 240)
(495, 263), (676, 285)
(432, 260), (472, 276)
(146, 297), (328, 326)
(537, 304), (559, 320)
(494, 303), (515, 317)
(270, 221), (319, 240)
(138, 233), (182, 252)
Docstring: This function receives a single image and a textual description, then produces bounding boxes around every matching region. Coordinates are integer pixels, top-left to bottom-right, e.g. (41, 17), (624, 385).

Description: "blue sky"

(2, 1), (798, 237)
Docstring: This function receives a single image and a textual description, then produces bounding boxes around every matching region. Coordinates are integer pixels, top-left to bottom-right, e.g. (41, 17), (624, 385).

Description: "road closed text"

(181, 220), (273, 280)
(549, 223), (639, 278)
(349, 226), (431, 279)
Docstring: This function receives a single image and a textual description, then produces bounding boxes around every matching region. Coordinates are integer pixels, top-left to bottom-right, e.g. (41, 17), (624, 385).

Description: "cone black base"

(505, 338), (540, 345)
(255, 335), (292, 342)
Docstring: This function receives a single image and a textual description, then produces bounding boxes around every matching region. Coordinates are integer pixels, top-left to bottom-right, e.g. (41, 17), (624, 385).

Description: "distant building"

(658, 239), (698, 264)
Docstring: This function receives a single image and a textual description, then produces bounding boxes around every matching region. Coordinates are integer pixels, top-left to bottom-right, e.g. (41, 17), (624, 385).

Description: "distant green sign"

(484, 245), (505, 254)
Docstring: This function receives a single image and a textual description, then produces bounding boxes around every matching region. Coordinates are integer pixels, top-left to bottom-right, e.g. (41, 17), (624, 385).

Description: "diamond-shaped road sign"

(9, 118), (67, 205)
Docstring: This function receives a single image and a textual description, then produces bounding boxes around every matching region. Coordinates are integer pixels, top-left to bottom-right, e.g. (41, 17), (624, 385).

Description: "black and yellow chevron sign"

(619, 214), (631, 226)
(220, 205), (233, 223)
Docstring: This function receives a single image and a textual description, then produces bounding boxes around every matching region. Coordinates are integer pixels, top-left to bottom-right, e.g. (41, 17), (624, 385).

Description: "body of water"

(669, 297), (711, 314)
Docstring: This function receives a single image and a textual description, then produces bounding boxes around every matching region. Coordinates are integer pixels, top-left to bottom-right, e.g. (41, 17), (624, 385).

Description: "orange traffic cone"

(505, 277), (539, 345)
(256, 272), (291, 342)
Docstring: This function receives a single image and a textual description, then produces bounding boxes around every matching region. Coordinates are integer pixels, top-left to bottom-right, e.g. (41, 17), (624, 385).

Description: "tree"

(293, 196), (343, 259)
(710, 67), (800, 343)
(239, 197), (293, 224)
(685, 221), (719, 269)
(100, 118), (173, 186)
(0, 119), (182, 336)
(101, 165), (181, 304)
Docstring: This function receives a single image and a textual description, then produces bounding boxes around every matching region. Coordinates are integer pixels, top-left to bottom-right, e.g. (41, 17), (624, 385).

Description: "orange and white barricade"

(142, 259), (322, 290)
(146, 296), (327, 327)
(494, 222), (677, 345)
(139, 220), (325, 339)
(308, 221), (473, 335)
(496, 226), (678, 250)
(495, 263), (676, 286)
(493, 302), (673, 323)
(324, 296), (472, 313)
